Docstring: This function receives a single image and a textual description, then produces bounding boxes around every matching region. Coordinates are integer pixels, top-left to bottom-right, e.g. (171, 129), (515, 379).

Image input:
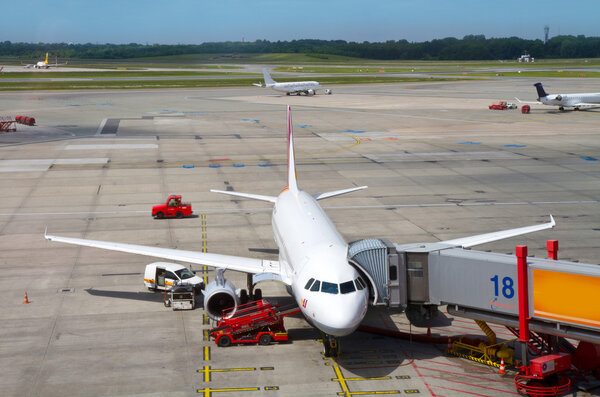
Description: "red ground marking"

(383, 137), (398, 140)
(419, 359), (494, 374)
(417, 365), (507, 384)
(397, 342), (437, 396)
(427, 375), (519, 395)
(208, 158), (231, 162)
(432, 385), (491, 397)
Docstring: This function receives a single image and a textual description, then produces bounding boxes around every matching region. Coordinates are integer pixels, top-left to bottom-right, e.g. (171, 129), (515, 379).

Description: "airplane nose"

(313, 291), (368, 336)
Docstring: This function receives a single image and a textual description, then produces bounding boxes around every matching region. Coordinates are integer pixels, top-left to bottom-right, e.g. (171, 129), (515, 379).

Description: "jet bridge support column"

(517, 245), (530, 367)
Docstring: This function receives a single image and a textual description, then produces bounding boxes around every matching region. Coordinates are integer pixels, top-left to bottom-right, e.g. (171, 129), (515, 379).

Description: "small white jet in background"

(516, 82), (600, 111)
(24, 53), (68, 69)
(254, 68), (331, 96)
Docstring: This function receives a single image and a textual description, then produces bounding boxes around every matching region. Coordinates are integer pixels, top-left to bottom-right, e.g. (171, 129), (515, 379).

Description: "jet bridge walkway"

(349, 238), (600, 345)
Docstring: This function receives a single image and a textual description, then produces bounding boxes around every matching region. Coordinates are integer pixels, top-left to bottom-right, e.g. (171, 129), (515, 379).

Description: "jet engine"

(556, 95), (562, 101)
(325, 89), (332, 95)
(306, 89), (315, 96)
(203, 269), (239, 320)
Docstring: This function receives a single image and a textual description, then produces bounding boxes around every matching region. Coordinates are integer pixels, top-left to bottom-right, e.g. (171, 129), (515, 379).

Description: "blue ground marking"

(341, 129), (366, 133)
(296, 125), (312, 128)
(182, 165), (195, 168)
(182, 111), (206, 115)
(98, 103), (115, 106)
(503, 144), (527, 148)
(458, 141), (482, 145)
(67, 104), (81, 107)
(208, 163), (220, 168)
(258, 163), (271, 167)
(240, 119), (260, 123)
(159, 110), (205, 115)
(233, 163), (245, 168)
(580, 156), (598, 162)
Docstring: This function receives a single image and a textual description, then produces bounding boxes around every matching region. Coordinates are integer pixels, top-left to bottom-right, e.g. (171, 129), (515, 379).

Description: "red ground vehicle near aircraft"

(152, 195), (193, 219)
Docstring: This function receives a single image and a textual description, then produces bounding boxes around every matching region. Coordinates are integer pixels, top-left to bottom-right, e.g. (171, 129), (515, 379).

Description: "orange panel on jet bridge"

(532, 269), (600, 328)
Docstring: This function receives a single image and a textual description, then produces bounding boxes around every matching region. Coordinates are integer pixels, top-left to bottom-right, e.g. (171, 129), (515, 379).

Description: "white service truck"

(144, 262), (204, 294)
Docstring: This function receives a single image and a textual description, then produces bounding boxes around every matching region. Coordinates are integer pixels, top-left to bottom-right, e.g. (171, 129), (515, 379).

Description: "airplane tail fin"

(45, 53), (48, 64)
(287, 106), (299, 195)
(263, 68), (277, 86)
(534, 82), (548, 99)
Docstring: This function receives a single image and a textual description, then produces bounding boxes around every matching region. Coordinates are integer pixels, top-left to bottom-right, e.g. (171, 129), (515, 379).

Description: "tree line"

(1, 35), (599, 61)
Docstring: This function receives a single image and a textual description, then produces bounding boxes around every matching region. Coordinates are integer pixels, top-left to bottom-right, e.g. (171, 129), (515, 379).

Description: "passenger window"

(310, 280), (321, 292)
(340, 281), (356, 294)
(304, 278), (315, 290)
(165, 271), (177, 280)
(321, 282), (339, 294)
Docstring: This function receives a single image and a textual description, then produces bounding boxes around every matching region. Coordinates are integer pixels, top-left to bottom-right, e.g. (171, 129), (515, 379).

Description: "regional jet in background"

(516, 82), (600, 111)
(24, 53), (68, 69)
(253, 68), (331, 96)
(45, 106), (555, 356)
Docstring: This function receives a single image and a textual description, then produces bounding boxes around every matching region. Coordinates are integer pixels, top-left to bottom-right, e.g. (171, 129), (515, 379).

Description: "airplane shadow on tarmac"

(85, 287), (174, 303)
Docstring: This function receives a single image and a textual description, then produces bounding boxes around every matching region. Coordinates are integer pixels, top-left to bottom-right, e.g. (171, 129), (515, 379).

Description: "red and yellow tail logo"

(301, 299), (308, 308)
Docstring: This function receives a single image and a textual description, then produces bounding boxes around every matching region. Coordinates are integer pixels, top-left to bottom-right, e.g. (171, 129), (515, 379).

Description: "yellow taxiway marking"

(329, 360), (400, 396)
(203, 346), (210, 361)
(197, 365), (256, 382)
(197, 387), (259, 396)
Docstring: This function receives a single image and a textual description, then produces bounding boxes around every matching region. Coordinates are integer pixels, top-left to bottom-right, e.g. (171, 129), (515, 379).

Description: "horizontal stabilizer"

(211, 189), (277, 203)
(312, 185), (368, 200)
(440, 215), (555, 248)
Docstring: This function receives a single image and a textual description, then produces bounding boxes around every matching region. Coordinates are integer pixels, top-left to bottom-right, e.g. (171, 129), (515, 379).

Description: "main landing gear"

(322, 333), (341, 357)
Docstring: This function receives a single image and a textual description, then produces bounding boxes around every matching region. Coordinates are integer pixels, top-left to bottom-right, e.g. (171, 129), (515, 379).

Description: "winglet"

(287, 106), (299, 195)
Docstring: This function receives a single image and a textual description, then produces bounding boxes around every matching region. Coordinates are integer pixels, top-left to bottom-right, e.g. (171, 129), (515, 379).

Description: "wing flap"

(45, 233), (281, 276)
(440, 215), (555, 248)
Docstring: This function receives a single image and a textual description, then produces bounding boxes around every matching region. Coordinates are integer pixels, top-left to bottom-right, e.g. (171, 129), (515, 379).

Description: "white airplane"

(253, 68), (331, 96)
(45, 106), (555, 356)
(24, 53), (68, 69)
(516, 82), (600, 111)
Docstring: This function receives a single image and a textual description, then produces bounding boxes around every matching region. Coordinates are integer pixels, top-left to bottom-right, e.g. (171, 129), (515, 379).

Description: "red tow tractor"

(152, 195), (193, 219)
(210, 300), (300, 347)
(489, 101), (508, 110)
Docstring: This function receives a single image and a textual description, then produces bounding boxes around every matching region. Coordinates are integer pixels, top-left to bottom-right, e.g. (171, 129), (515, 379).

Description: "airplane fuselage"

(269, 81), (323, 95)
(540, 93), (600, 108)
(272, 189), (368, 336)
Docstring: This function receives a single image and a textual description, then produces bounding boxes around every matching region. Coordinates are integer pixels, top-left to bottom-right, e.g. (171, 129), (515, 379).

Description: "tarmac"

(0, 78), (599, 396)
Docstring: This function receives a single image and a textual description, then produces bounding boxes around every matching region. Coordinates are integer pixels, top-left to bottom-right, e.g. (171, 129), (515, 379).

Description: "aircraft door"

(165, 270), (178, 288)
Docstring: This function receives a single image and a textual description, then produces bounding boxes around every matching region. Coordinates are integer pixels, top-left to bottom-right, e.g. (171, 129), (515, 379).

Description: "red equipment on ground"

(210, 300), (300, 347)
(0, 117), (17, 132)
(152, 195), (193, 219)
(15, 115), (36, 126)
(522, 105), (531, 114)
(489, 101), (508, 110)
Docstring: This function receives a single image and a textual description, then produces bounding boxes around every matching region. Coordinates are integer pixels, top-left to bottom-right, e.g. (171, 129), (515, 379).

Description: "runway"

(0, 79), (598, 396)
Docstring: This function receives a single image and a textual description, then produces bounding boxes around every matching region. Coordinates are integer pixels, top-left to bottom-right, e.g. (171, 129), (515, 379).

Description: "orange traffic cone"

(447, 337), (452, 352)
(23, 292), (30, 304)
(499, 357), (506, 376)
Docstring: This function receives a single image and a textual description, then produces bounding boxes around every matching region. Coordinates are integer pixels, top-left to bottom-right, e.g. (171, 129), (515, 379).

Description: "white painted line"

(65, 144), (158, 150)
(95, 118), (108, 136)
(0, 158), (109, 172)
(365, 151), (522, 161)
(53, 158), (109, 165)
(1, 200), (597, 217)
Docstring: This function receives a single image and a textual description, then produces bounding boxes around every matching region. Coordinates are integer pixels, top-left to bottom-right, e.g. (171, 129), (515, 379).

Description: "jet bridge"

(348, 238), (600, 344)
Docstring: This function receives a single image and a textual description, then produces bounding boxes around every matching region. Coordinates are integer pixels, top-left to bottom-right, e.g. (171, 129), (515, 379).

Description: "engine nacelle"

(555, 94), (562, 101)
(325, 89), (332, 95)
(203, 270), (239, 320)
(306, 89), (315, 96)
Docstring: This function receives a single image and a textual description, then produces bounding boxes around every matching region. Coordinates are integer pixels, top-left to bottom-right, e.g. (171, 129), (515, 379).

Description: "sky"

(3, 0), (599, 45)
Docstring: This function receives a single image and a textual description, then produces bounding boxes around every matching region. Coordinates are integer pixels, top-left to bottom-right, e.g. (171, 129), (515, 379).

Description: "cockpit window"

(175, 268), (195, 280)
(310, 280), (321, 292)
(321, 282), (339, 294)
(355, 277), (366, 290)
(340, 281), (356, 294)
(304, 278), (315, 290)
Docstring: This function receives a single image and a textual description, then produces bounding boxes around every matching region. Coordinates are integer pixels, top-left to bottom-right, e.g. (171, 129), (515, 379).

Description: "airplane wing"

(439, 215), (555, 248)
(514, 97), (541, 105)
(45, 231), (283, 278)
(210, 189), (277, 203)
(313, 186), (368, 200)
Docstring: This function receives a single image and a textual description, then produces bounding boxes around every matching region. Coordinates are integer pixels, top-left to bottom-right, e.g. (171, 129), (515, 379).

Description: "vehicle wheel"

(240, 289), (248, 305)
(156, 212), (164, 219)
(258, 334), (272, 346)
(175, 211), (183, 219)
(217, 335), (232, 347)
(148, 287), (157, 292)
(254, 288), (262, 301)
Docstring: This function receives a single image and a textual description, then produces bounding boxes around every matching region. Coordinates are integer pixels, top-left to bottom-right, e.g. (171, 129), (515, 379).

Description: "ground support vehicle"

(164, 284), (196, 310)
(152, 195), (193, 219)
(144, 262), (204, 294)
(522, 105), (531, 114)
(489, 101), (508, 110)
(210, 300), (300, 347)
(506, 103), (517, 109)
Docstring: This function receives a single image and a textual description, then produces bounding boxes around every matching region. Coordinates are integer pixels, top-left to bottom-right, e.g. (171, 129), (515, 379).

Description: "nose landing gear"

(322, 334), (341, 357)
